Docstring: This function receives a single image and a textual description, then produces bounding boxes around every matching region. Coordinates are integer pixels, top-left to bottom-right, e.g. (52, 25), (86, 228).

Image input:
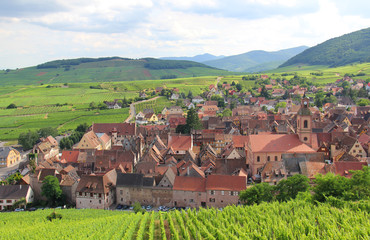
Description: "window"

(190, 199), (194, 203)
(0, 200), (3, 203)
(99, 193), (102, 198)
(120, 190), (123, 195)
(230, 191), (234, 196)
(209, 198), (215, 202)
(303, 137), (308, 141)
(275, 156), (278, 161)
(99, 200), (101, 204)
(257, 156), (260, 162)
(304, 120), (308, 128)
(267, 156), (270, 162)
(221, 191), (224, 196)
(90, 193), (93, 197)
(6, 200), (12, 203)
(79, 192), (82, 196)
(210, 190), (215, 195)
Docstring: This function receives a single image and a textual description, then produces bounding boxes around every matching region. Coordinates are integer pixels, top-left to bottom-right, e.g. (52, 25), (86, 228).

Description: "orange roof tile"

(249, 134), (315, 153)
(173, 176), (206, 192)
(206, 175), (246, 191)
(61, 150), (79, 163)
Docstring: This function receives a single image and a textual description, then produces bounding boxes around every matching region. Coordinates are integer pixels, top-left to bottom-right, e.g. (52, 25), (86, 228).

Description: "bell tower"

(297, 97), (312, 146)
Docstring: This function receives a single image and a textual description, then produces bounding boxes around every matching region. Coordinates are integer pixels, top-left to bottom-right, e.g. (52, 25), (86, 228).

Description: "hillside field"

(0, 58), (234, 86)
(0, 77), (218, 141)
(1, 201), (369, 239)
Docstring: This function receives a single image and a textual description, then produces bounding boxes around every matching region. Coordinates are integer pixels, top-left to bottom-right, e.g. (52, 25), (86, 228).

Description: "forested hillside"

(280, 27), (370, 67)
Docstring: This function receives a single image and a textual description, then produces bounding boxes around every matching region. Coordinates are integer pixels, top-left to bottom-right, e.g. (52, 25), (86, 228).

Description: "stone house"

(76, 169), (117, 209)
(173, 176), (207, 208)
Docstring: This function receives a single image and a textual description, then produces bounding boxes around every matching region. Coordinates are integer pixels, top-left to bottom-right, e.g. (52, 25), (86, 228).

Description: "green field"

(1, 201), (369, 239)
(0, 59), (236, 86)
(0, 77), (220, 141)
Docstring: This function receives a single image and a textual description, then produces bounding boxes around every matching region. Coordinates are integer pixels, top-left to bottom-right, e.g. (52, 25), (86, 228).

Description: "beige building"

(75, 131), (111, 150)
(0, 147), (21, 168)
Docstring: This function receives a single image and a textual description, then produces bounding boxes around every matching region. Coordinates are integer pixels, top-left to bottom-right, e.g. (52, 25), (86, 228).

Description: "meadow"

(0, 200), (369, 239)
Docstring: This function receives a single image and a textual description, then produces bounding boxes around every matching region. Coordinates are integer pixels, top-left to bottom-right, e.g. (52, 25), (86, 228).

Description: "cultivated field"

(1, 201), (369, 239)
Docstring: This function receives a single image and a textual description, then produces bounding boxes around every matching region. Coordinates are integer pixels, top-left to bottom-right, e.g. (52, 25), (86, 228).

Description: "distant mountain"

(160, 53), (225, 63)
(203, 46), (308, 72)
(280, 27), (370, 68)
(0, 57), (234, 86)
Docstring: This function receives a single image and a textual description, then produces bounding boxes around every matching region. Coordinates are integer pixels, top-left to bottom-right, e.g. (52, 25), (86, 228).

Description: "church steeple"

(297, 97), (312, 146)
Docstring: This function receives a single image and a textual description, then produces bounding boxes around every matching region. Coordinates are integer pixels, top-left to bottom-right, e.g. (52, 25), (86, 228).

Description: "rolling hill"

(160, 53), (225, 62)
(203, 46), (308, 72)
(280, 27), (370, 68)
(0, 57), (234, 86)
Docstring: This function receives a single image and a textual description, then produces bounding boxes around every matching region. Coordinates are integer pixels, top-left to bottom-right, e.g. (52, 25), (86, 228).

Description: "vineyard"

(1, 201), (369, 239)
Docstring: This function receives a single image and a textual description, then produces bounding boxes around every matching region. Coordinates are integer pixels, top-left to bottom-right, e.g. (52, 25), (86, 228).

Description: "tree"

(6, 103), (17, 109)
(312, 173), (351, 202)
(275, 175), (310, 202)
(222, 108), (232, 117)
(357, 98), (370, 106)
(41, 175), (62, 207)
(230, 101), (236, 110)
(18, 131), (39, 150)
(89, 101), (97, 110)
(38, 127), (58, 138)
(239, 183), (275, 205)
(260, 85), (270, 99)
(187, 90), (193, 99)
(98, 102), (107, 110)
(236, 83), (242, 91)
(133, 202), (145, 214)
(76, 123), (89, 133)
(185, 108), (202, 132)
(346, 166), (370, 200)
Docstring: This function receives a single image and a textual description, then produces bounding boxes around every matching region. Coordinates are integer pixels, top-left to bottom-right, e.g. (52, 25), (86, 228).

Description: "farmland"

(0, 76), (218, 141)
(1, 200), (369, 239)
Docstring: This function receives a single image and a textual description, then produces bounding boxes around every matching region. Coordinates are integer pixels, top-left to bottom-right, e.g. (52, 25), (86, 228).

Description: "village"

(0, 74), (369, 211)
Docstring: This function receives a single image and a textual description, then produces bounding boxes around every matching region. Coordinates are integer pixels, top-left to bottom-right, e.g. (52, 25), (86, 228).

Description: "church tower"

(297, 97), (312, 146)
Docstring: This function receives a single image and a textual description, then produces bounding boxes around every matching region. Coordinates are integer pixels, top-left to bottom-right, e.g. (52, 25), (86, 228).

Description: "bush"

(6, 103), (17, 109)
(133, 202), (145, 214)
(46, 212), (62, 221)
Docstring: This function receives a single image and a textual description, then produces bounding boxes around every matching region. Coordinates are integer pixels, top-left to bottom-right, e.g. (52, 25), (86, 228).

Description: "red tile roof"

(232, 135), (249, 148)
(92, 123), (136, 136)
(333, 161), (367, 177)
(168, 135), (192, 151)
(206, 175), (246, 191)
(61, 150), (79, 163)
(173, 176), (206, 192)
(249, 134), (315, 153)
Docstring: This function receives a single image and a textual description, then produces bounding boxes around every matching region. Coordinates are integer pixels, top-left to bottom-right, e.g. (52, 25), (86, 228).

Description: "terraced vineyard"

(1, 201), (369, 239)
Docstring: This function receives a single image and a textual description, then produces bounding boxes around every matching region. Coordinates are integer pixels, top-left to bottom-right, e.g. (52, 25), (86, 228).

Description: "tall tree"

(41, 175), (62, 207)
(185, 108), (202, 132)
(275, 174), (310, 202)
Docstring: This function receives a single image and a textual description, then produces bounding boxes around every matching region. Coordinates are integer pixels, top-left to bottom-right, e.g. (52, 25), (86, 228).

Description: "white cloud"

(0, 0), (369, 69)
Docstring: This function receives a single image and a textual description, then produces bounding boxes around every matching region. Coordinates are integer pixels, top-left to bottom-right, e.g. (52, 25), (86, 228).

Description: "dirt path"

(124, 96), (160, 123)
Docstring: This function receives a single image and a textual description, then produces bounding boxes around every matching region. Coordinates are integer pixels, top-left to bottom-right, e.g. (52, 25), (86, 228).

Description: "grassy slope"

(0, 59), (235, 86)
(0, 76), (218, 140)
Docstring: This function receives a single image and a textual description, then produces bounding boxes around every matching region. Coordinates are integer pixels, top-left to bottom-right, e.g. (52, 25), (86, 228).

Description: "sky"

(1, 0), (370, 69)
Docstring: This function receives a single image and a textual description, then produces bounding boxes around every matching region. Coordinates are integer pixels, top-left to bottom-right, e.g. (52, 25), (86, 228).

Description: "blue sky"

(1, 0), (370, 69)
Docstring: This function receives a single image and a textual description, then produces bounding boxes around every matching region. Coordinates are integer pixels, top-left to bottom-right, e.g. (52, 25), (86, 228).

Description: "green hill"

(280, 27), (370, 68)
(203, 46), (308, 72)
(0, 57), (233, 86)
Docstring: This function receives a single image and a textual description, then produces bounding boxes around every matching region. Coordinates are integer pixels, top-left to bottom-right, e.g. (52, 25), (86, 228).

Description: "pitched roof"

(116, 173), (154, 187)
(0, 147), (17, 159)
(0, 185), (30, 199)
(299, 162), (326, 178)
(333, 161), (367, 177)
(92, 123), (136, 136)
(45, 136), (58, 146)
(206, 175), (246, 191)
(173, 176), (206, 192)
(61, 150), (79, 163)
(249, 134), (315, 153)
(168, 135), (192, 151)
(232, 135), (249, 148)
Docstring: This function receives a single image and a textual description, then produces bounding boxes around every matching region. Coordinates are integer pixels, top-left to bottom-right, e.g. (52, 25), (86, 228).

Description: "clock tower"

(297, 97), (312, 146)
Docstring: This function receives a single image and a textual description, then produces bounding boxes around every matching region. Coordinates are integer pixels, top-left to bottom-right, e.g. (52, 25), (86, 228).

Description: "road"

(124, 96), (160, 123)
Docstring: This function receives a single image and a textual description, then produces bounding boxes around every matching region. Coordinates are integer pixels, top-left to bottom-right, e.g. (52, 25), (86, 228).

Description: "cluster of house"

(0, 73), (369, 210)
